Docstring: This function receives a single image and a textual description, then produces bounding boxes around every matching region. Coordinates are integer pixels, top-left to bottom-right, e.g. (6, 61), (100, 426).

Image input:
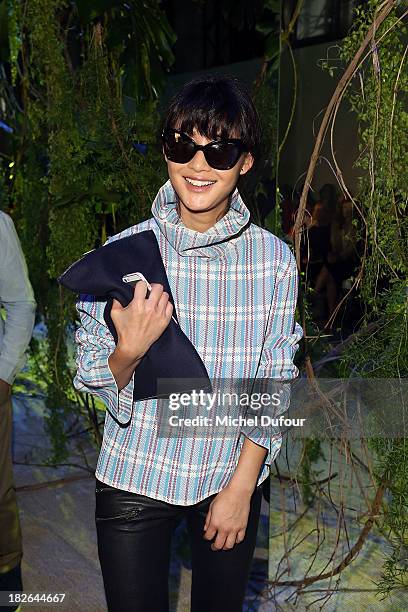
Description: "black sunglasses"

(162, 128), (248, 170)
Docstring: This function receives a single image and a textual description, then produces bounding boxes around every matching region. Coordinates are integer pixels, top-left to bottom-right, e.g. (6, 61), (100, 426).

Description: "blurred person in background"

(280, 184), (297, 238)
(287, 184), (315, 242)
(327, 196), (360, 291)
(0, 210), (36, 612)
(301, 184), (338, 329)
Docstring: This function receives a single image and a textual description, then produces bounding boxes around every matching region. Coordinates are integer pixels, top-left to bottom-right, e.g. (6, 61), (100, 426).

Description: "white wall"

(278, 39), (361, 197)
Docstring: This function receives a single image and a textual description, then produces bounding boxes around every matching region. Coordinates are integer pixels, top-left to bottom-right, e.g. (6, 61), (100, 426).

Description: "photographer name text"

(168, 415), (306, 427)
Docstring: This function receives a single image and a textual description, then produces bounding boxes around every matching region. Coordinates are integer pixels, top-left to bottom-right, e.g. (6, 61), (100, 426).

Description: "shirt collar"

(151, 179), (250, 259)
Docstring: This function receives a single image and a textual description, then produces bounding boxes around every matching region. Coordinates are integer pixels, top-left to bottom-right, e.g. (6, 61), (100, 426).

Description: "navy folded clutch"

(58, 230), (212, 402)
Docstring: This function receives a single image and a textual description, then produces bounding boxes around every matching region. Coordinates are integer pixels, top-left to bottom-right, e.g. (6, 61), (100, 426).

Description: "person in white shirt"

(0, 211), (36, 611)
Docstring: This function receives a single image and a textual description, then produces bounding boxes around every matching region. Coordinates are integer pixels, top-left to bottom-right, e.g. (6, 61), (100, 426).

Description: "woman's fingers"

(157, 291), (170, 316)
(211, 530), (228, 551)
(165, 301), (174, 320)
(132, 282), (165, 310)
(203, 505), (212, 532)
(222, 532), (238, 550)
(132, 279), (152, 303)
(203, 512), (217, 541)
(111, 297), (123, 311)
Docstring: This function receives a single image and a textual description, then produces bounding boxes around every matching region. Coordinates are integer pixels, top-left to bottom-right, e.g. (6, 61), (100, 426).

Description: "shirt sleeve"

(240, 247), (303, 465)
(73, 294), (135, 425)
(0, 213), (36, 384)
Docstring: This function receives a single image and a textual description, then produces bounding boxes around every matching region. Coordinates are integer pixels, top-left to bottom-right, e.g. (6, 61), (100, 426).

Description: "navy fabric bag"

(58, 230), (212, 402)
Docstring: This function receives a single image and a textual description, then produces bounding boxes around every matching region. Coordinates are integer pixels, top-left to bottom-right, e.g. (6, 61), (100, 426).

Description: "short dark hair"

(161, 74), (262, 159)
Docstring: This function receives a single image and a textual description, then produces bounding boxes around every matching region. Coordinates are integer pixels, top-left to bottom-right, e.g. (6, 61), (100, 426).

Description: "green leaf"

(264, 0), (281, 14)
(76, 0), (119, 24)
(264, 34), (279, 61)
(255, 19), (275, 36)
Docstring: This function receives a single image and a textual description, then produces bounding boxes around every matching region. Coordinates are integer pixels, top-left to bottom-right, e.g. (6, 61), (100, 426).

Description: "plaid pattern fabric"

(74, 180), (303, 505)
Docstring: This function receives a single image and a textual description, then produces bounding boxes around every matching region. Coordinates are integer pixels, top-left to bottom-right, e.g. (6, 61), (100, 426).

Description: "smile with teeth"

(185, 177), (216, 187)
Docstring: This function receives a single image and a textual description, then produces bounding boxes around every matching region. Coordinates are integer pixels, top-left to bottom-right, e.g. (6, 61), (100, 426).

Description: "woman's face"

(312, 202), (331, 225)
(164, 128), (253, 217)
(342, 200), (353, 222)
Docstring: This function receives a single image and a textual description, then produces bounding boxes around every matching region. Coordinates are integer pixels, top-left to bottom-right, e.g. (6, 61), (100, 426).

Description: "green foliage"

(370, 437), (408, 596)
(254, 0), (281, 71)
(337, 0), (408, 310)
(300, 438), (324, 506)
(339, 283), (408, 379)
(338, 283), (408, 596)
(3, 0), (174, 460)
(74, 0), (176, 102)
(323, 0), (408, 595)
(240, 0), (281, 228)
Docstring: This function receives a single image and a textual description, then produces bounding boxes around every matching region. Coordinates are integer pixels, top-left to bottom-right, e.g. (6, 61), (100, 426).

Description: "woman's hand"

(108, 282), (173, 391)
(111, 281), (173, 362)
(203, 484), (252, 551)
(0, 378), (11, 407)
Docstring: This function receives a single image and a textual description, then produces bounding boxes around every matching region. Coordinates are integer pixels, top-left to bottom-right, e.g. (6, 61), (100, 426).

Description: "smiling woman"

(160, 75), (260, 231)
(163, 125), (254, 231)
(72, 74), (303, 612)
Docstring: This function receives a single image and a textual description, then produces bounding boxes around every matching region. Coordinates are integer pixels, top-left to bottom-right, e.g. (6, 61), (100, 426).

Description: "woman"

(74, 75), (303, 612)
(328, 197), (360, 288)
(301, 186), (338, 328)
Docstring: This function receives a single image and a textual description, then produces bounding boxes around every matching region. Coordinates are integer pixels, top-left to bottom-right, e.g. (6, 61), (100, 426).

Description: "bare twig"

(265, 474), (387, 588)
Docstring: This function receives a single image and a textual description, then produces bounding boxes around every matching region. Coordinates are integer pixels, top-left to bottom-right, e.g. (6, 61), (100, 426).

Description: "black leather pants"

(95, 478), (263, 612)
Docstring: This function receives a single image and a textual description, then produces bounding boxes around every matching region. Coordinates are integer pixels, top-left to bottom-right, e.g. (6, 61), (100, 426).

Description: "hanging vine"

(336, 1), (408, 594)
(263, 0), (408, 604)
(3, 0), (174, 461)
(1, 0), (407, 601)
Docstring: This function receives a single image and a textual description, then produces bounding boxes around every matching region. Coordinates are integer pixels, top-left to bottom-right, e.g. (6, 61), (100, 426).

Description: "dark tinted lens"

(163, 130), (195, 163)
(204, 142), (242, 170)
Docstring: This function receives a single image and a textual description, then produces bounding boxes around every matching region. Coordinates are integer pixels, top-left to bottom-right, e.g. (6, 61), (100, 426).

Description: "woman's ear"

(239, 153), (254, 176)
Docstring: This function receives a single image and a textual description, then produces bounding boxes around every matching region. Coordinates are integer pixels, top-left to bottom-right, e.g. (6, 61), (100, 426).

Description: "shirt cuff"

(0, 354), (27, 385)
(240, 427), (282, 465)
(105, 353), (135, 425)
(74, 351), (135, 426)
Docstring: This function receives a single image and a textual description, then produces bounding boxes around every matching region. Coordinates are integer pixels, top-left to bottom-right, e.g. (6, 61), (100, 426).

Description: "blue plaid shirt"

(74, 180), (303, 505)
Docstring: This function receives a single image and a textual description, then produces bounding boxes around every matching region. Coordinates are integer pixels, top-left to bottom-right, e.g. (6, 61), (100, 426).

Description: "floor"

(12, 377), (405, 611)
(11, 390), (270, 611)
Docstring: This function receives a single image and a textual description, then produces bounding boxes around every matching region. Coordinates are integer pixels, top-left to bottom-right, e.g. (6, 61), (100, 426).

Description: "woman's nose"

(188, 150), (210, 172)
